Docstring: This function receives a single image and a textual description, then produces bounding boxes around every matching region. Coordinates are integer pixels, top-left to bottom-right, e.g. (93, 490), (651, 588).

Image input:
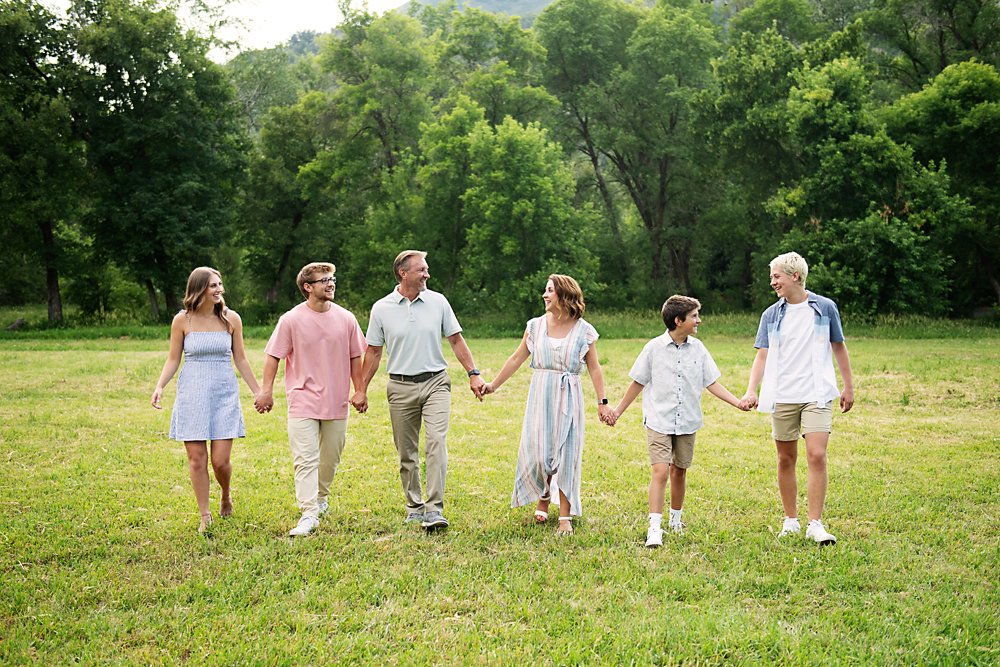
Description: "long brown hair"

(549, 274), (585, 320)
(183, 267), (232, 332)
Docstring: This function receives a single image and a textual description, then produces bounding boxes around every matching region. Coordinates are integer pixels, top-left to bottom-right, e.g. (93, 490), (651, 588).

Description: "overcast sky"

(42, 0), (405, 56)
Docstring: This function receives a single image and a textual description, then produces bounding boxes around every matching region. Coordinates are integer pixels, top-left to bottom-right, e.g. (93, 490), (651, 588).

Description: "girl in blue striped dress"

(152, 267), (262, 534)
(483, 275), (614, 534)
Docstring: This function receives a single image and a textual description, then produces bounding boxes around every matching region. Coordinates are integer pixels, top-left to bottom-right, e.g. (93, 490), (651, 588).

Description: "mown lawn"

(1, 332), (997, 664)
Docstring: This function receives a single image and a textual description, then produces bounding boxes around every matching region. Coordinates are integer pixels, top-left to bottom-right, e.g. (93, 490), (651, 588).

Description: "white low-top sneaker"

(806, 520), (837, 545)
(288, 515), (319, 537)
(778, 518), (801, 537)
(669, 520), (685, 534)
(645, 526), (663, 548)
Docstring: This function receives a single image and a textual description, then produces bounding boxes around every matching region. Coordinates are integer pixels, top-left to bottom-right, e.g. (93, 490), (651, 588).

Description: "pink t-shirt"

(264, 302), (367, 420)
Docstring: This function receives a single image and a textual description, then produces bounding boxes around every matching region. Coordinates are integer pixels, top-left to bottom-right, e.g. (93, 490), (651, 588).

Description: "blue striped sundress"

(169, 331), (245, 442)
(510, 316), (598, 517)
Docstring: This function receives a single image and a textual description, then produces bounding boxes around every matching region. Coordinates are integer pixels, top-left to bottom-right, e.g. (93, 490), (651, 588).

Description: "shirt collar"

(391, 286), (424, 303)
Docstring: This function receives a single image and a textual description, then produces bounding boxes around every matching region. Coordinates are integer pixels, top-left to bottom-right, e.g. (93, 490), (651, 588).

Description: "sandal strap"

(558, 516), (572, 522)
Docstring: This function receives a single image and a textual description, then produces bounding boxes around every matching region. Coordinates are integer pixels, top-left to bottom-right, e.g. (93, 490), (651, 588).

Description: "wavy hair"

(549, 274), (585, 320)
(183, 267), (231, 332)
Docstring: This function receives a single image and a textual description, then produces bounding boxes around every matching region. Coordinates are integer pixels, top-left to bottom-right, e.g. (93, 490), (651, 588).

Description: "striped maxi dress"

(510, 316), (598, 517)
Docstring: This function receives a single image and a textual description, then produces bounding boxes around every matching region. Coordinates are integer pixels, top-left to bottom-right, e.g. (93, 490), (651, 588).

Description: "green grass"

(1, 332), (998, 664)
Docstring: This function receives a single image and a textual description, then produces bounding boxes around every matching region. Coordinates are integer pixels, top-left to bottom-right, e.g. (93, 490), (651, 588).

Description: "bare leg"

(775, 440), (799, 518)
(210, 439), (234, 517)
(669, 465), (687, 511)
(557, 489), (573, 534)
(803, 432), (830, 522)
(185, 441), (212, 531)
(648, 464), (669, 514)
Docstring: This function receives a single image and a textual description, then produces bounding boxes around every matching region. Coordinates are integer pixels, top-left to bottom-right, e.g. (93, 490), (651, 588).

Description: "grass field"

(1, 330), (997, 664)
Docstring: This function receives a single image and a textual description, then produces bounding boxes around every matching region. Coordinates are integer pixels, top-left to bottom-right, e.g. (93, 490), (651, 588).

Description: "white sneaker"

(668, 520), (685, 534)
(317, 500), (330, 517)
(778, 518), (801, 537)
(288, 515), (319, 537)
(806, 520), (837, 545)
(645, 526), (663, 548)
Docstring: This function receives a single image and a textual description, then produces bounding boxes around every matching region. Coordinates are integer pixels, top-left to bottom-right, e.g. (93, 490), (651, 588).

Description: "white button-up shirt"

(628, 333), (721, 435)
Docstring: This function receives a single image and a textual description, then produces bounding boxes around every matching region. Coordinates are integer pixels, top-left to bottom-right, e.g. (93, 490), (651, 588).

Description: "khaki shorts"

(771, 402), (832, 441)
(646, 428), (695, 469)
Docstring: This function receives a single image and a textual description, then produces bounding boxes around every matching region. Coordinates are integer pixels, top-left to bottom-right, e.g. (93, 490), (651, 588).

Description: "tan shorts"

(646, 428), (695, 469)
(771, 402), (832, 441)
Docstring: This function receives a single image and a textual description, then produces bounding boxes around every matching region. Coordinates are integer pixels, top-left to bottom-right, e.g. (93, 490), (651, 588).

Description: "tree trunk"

(38, 219), (63, 323)
(145, 278), (161, 320)
(266, 211), (304, 303)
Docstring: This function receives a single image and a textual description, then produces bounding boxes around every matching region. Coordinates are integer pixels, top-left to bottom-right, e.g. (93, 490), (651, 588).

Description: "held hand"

(740, 392), (758, 411)
(470, 375), (486, 402)
(481, 382), (495, 396)
(254, 391), (274, 414)
(151, 388), (163, 409)
(598, 404), (614, 426)
(350, 390), (368, 414)
(840, 387), (854, 413)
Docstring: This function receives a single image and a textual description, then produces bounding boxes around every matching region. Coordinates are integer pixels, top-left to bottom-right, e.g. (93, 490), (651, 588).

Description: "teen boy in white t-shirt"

(741, 252), (854, 545)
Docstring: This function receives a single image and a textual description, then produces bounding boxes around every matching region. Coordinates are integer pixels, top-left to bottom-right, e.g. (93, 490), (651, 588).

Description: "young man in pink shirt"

(255, 262), (367, 537)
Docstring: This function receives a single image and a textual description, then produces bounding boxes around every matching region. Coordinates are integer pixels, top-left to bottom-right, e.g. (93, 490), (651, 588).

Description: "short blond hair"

(296, 262), (336, 298)
(393, 250), (427, 283)
(770, 252), (808, 287)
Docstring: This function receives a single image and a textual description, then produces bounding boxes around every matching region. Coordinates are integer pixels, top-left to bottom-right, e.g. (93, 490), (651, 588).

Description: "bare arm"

(228, 311), (261, 397)
(349, 355), (367, 413)
(584, 342), (613, 424)
(254, 354), (280, 413)
(741, 347), (768, 409)
(484, 331), (530, 393)
(151, 313), (185, 409)
(707, 381), (747, 410)
(611, 380), (645, 424)
(446, 332), (485, 400)
(832, 341), (854, 413)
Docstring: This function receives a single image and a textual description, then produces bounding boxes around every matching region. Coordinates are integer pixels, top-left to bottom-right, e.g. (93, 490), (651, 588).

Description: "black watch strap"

(598, 398), (609, 405)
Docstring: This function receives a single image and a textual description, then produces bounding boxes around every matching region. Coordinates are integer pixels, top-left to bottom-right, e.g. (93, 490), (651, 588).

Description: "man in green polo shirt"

(355, 250), (486, 530)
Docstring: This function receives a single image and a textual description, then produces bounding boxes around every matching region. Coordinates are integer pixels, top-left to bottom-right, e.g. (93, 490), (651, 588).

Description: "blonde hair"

(393, 250), (427, 283)
(770, 251), (809, 287)
(296, 262), (336, 298)
(183, 267), (231, 332)
(549, 274), (585, 320)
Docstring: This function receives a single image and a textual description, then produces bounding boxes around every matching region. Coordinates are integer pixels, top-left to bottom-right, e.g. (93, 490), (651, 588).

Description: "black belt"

(389, 369), (444, 383)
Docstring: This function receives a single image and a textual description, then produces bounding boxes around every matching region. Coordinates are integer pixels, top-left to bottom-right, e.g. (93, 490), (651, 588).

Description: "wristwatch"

(468, 369), (481, 377)
(598, 398), (609, 405)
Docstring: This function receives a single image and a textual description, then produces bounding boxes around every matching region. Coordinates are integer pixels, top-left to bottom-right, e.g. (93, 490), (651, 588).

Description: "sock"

(649, 513), (662, 529)
(669, 508), (683, 524)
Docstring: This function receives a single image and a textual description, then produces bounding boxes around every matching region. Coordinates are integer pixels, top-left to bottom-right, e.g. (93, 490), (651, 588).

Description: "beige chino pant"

(287, 417), (347, 519)
(387, 371), (451, 514)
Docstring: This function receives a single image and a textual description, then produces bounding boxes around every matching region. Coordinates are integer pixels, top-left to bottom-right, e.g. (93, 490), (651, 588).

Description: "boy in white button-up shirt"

(609, 295), (747, 548)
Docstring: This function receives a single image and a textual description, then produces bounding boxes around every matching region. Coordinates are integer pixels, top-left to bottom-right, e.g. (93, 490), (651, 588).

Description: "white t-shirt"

(775, 300), (814, 402)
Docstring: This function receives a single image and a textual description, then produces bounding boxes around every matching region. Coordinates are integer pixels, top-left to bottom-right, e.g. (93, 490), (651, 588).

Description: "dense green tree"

(461, 116), (598, 315)
(73, 0), (248, 318)
(0, 0), (86, 321)
(864, 0), (1000, 91)
(882, 60), (1000, 309)
(773, 57), (970, 314)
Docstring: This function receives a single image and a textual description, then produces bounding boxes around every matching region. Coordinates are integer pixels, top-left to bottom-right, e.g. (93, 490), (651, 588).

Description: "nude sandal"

(556, 516), (573, 535)
(534, 494), (551, 523)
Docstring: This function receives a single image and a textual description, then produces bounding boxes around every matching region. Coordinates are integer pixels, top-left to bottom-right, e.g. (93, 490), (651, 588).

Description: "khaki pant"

(387, 371), (452, 514)
(287, 418), (347, 518)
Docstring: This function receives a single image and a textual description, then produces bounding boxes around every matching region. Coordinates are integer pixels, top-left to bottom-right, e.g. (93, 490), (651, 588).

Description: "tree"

(74, 0), (248, 318)
(461, 117), (598, 316)
(882, 60), (1000, 309)
(0, 0), (84, 322)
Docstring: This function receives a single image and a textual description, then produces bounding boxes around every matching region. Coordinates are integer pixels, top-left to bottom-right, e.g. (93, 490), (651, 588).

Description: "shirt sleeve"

(628, 342), (653, 386)
(365, 303), (385, 346)
(827, 301), (845, 343)
(578, 321), (599, 363)
(702, 346), (722, 388)
(264, 315), (291, 359)
(441, 296), (462, 337)
(753, 310), (770, 349)
(349, 316), (367, 358)
(525, 319), (536, 355)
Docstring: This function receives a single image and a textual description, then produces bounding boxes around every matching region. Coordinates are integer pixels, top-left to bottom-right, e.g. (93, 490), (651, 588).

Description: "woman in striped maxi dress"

(483, 275), (613, 534)
(152, 267), (262, 534)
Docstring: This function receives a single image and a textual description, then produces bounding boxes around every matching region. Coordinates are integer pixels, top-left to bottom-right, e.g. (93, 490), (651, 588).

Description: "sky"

(42, 0), (405, 56)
